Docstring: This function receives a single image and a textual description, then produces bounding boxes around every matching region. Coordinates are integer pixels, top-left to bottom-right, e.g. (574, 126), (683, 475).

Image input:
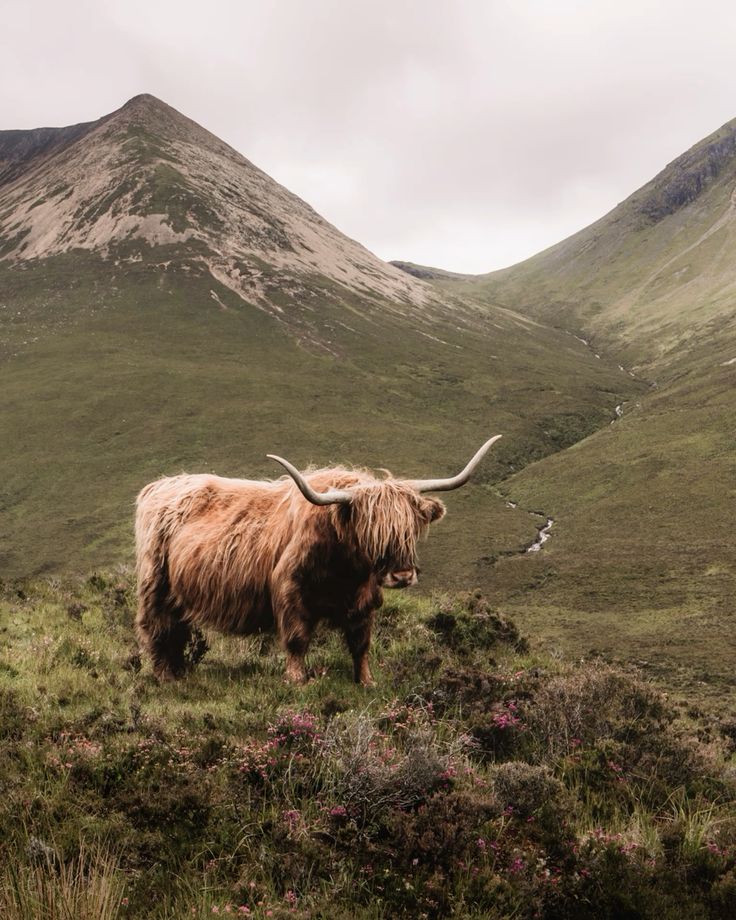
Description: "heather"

(0, 575), (735, 918)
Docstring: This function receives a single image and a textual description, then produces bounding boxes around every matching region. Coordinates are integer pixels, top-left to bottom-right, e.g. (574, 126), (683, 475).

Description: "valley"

(2, 95), (736, 710)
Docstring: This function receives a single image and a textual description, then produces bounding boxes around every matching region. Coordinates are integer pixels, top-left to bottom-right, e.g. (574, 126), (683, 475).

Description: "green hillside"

(419, 117), (736, 373)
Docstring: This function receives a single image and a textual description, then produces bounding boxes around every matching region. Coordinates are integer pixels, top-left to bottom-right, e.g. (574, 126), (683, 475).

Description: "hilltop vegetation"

(1, 574), (736, 918)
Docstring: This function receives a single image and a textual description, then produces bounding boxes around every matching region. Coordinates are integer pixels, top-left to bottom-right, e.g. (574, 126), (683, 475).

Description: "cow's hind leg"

(136, 562), (191, 681)
(271, 574), (315, 683)
(147, 613), (191, 681)
(282, 618), (315, 683)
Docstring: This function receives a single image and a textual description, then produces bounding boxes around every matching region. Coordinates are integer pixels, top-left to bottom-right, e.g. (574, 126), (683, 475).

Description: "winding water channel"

(526, 517), (554, 552)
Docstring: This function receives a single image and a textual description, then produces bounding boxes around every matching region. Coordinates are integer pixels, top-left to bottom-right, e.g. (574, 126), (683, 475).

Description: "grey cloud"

(3, 0), (736, 271)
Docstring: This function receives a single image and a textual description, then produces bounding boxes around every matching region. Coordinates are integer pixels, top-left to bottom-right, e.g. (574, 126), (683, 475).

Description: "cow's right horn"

(404, 435), (502, 493)
(267, 454), (353, 505)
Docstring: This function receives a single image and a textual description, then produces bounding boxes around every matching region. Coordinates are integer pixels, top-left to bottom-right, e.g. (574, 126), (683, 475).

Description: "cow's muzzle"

(382, 568), (419, 589)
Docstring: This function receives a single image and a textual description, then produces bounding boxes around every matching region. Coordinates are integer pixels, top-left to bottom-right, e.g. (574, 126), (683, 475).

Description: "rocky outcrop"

(639, 125), (736, 223)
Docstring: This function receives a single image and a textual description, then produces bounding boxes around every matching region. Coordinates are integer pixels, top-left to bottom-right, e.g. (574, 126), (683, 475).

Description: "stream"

(526, 517), (554, 552)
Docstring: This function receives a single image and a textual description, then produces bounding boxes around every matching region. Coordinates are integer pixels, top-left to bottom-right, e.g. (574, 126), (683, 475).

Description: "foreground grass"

(1, 573), (735, 918)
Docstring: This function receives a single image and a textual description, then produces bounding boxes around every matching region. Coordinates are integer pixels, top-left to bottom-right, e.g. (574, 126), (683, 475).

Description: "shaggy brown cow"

(135, 436), (501, 684)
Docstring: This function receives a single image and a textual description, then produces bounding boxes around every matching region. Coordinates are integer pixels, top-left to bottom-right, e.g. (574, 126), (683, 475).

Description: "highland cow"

(135, 436), (501, 684)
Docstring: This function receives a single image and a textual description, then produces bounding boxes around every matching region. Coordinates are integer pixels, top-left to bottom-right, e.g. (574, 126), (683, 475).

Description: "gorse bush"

(0, 574), (734, 918)
(524, 661), (672, 760)
(319, 708), (465, 827)
(490, 761), (569, 819)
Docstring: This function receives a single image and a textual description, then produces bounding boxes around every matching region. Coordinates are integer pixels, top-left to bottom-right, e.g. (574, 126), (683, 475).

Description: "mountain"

(0, 94), (434, 351)
(393, 117), (736, 703)
(0, 95), (637, 579)
(405, 116), (736, 375)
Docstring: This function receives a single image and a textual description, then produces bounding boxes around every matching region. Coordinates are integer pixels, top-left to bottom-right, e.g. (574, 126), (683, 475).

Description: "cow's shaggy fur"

(135, 469), (445, 684)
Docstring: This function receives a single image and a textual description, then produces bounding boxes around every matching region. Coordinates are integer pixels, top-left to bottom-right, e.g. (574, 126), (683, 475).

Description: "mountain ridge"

(394, 114), (736, 374)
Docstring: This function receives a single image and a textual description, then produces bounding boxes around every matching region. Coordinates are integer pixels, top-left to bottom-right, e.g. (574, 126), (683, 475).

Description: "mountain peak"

(0, 95), (430, 344)
(115, 93), (191, 127)
(121, 93), (168, 110)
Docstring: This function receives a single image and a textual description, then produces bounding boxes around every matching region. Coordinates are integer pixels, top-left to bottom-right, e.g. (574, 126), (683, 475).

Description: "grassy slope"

(0, 245), (641, 579)
(1, 574), (735, 918)
(487, 365), (736, 704)
(461, 311), (736, 704)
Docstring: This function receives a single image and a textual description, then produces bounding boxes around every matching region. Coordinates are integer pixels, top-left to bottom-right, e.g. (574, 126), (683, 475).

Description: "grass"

(471, 301), (736, 713)
(1, 841), (124, 920)
(1, 574), (735, 918)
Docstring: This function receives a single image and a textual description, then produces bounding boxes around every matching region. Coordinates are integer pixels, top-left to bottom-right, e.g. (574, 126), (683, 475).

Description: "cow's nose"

(383, 568), (418, 588)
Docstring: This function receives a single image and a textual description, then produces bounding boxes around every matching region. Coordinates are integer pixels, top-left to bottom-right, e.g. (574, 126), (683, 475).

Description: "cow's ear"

(421, 497), (446, 523)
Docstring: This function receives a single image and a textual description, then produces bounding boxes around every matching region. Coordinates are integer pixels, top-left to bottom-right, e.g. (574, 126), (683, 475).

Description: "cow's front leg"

(343, 613), (375, 686)
(344, 577), (381, 686)
(271, 571), (314, 683)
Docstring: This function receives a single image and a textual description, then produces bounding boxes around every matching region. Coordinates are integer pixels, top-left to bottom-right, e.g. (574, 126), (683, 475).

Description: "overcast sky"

(3, 0), (736, 273)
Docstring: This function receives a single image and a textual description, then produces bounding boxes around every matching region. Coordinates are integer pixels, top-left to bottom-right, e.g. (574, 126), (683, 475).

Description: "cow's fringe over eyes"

(335, 479), (434, 571)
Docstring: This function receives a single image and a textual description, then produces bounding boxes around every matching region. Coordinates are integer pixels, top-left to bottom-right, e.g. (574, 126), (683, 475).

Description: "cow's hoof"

(155, 667), (180, 683)
(284, 670), (308, 685)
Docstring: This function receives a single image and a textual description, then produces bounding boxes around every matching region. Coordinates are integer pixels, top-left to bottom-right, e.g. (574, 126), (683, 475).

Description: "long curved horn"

(404, 435), (502, 493)
(267, 454), (352, 505)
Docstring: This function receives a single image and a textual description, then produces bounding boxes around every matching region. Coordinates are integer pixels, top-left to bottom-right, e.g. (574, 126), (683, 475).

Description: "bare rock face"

(0, 121), (100, 186)
(0, 94), (431, 324)
(639, 125), (736, 224)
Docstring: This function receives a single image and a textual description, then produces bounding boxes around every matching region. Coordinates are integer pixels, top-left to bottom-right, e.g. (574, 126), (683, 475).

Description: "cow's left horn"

(404, 435), (502, 493)
(267, 455), (353, 505)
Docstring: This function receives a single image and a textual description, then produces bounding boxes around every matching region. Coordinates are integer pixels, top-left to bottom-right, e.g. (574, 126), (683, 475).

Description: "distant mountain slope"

(0, 95), (639, 578)
(461, 117), (736, 373)
(0, 117), (101, 185)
